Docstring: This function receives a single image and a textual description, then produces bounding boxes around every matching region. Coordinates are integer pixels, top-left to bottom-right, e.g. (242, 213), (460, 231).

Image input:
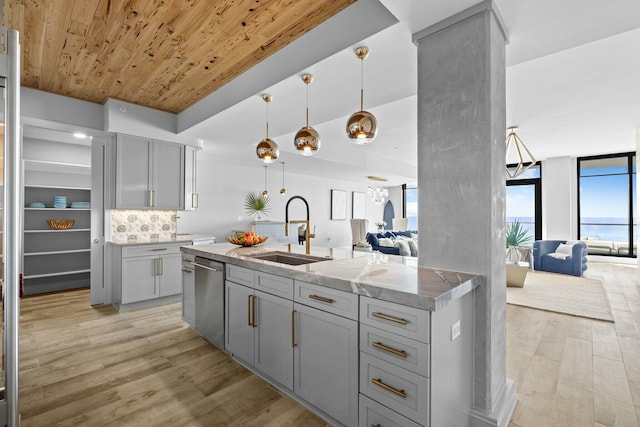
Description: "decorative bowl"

(225, 232), (268, 247)
(47, 219), (75, 230)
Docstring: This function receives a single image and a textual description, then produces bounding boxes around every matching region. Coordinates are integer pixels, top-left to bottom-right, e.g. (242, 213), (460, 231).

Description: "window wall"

(578, 153), (636, 257)
(402, 184), (418, 231)
(506, 164), (542, 241)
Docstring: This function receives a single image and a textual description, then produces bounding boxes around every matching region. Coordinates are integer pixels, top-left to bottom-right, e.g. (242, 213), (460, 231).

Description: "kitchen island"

(181, 242), (481, 427)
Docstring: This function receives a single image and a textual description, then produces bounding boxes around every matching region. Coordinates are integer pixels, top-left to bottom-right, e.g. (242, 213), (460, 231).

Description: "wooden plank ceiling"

(6, 0), (355, 114)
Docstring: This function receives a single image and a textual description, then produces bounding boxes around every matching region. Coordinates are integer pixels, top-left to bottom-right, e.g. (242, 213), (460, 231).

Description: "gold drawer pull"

(309, 294), (334, 304)
(292, 310), (297, 348)
(371, 424), (381, 427)
(151, 248), (168, 251)
(248, 295), (253, 326)
(371, 378), (407, 398)
(181, 268), (192, 273)
(372, 341), (407, 357)
(371, 378), (407, 399)
(372, 312), (407, 325)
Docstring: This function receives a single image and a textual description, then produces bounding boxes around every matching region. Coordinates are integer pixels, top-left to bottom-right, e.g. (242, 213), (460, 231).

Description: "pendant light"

(294, 73), (320, 156)
(280, 161), (287, 196)
(367, 175), (388, 205)
(505, 126), (536, 178)
(346, 46), (378, 144)
(262, 165), (269, 196)
(256, 94), (279, 163)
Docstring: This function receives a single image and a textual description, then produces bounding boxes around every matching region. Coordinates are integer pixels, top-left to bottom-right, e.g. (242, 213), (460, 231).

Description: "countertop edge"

(181, 245), (480, 312)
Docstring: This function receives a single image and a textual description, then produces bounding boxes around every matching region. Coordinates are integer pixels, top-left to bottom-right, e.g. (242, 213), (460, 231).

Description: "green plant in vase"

(506, 220), (532, 263)
(244, 192), (271, 220)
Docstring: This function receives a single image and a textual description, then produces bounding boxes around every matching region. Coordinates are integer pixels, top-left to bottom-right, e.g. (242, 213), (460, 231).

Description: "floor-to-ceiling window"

(402, 184), (418, 231)
(578, 152), (636, 257)
(506, 163), (542, 241)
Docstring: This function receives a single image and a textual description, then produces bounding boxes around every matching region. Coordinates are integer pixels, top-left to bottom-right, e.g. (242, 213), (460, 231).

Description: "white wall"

(541, 156), (577, 240)
(177, 144), (385, 248)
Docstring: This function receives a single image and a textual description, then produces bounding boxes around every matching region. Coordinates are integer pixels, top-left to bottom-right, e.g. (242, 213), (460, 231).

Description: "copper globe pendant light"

(256, 94), (279, 163)
(294, 74), (320, 156)
(346, 46), (378, 144)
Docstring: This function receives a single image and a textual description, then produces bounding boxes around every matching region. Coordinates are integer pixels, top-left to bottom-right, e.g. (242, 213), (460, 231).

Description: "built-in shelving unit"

(23, 184), (91, 295)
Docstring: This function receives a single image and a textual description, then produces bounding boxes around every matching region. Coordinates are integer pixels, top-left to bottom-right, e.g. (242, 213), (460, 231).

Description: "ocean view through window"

(506, 164), (541, 242)
(578, 153), (636, 257)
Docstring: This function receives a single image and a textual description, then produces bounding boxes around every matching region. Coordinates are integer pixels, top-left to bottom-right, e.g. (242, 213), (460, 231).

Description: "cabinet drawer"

(360, 324), (430, 376)
(360, 296), (430, 343)
(360, 353), (429, 426)
(294, 281), (358, 320)
(122, 243), (181, 258)
(255, 271), (293, 299)
(226, 264), (254, 287)
(359, 394), (422, 427)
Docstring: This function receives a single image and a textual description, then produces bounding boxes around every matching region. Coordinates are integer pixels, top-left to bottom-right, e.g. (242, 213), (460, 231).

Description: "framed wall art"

(330, 189), (347, 220)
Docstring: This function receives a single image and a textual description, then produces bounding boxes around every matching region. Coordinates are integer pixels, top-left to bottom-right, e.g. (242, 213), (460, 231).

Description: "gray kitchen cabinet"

(293, 302), (358, 427)
(122, 255), (159, 303)
(225, 276), (294, 390)
(184, 145), (199, 210)
(181, 254), (196, 326)
(114, 243), (183, 307)
(115, 134), (184, 209)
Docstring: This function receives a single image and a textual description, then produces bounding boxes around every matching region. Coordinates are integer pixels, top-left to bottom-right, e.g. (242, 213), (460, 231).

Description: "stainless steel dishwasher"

(192, 257), (225, 350)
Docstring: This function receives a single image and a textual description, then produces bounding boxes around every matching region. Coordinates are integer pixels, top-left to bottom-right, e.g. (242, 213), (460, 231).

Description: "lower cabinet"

(116, 243), (183, 306)
(225, 280), (294, 390)
(294, 302), (359, 427)
(224, 266), (359, 426)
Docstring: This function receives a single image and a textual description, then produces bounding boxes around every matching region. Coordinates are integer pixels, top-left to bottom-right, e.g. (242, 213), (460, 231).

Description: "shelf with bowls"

(24, 185), (91, 295)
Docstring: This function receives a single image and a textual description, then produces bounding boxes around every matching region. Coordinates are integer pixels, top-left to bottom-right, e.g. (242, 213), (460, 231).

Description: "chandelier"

(505, 126), (536, 178)
(368, 186), (388, 205)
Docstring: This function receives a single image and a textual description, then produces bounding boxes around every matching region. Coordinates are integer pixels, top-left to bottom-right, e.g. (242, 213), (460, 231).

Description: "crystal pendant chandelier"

(346, 46), (378, 144)
(256, 94), (279, 163)
(505, 126), (536, 178)
(294, 74), (320, 156)
(367, 175), (388, 205)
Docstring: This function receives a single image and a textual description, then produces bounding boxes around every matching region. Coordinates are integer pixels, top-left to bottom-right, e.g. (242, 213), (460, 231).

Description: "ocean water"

(507, 216), (635, 243)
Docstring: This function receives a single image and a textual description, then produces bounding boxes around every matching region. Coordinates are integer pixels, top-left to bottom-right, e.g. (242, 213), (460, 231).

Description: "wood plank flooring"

(16, 291), (329, 426)
(509, 262), (640, 427)
(10, 261), (640, 426)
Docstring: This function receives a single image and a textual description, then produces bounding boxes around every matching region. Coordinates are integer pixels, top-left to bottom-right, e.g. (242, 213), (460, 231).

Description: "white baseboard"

(470, 378), (518, 427)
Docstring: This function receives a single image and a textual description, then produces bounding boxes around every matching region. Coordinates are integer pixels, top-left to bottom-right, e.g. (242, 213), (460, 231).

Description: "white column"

(413, 1), (516, 425)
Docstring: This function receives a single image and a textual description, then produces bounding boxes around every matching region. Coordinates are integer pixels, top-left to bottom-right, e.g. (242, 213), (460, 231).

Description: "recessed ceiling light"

(73, 132), (88, 139)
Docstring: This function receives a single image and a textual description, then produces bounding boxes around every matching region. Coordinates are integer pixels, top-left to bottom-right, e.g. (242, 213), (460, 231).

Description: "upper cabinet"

(115, 134), (185, 210)
(184, 145), (198, 211)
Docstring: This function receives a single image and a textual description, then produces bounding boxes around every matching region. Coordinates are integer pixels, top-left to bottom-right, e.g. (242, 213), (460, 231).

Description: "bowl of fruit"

(225, 231), (268, 247)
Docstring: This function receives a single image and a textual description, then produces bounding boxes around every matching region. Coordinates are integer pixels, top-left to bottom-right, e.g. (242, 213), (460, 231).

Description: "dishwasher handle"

(190, 261), (221, 272)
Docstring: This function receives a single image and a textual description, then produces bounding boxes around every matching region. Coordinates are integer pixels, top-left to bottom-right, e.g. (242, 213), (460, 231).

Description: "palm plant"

(506, 220), (532, 247)
(244, 192), (271, 219)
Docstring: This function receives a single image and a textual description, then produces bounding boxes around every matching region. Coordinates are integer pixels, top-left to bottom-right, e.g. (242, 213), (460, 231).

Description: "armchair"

(532, 240), (588, 277)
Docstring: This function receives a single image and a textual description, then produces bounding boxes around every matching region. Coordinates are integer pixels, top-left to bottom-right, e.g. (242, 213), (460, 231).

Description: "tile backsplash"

(110, 210), (177, 242)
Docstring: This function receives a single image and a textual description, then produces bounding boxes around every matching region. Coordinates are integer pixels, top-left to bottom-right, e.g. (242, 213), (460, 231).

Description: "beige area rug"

(506, 271), (614, 322)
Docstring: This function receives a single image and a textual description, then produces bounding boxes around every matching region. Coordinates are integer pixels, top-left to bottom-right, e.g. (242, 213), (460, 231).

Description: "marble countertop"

(181, 242), (480, 312)
(109, 234), (214, 246)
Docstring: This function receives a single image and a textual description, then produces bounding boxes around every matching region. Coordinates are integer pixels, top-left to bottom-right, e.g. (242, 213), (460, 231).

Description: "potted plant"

(375, 221), (386, 232)
(244, 192), (271, 220)
(506, 220), (532, 263)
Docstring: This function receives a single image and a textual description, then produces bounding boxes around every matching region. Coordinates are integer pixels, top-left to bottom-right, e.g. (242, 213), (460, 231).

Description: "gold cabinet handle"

(371, 378), (407, 398)
(372, 341), (407, 358)
(292, 310), (297, 348)
(151, 248), (168, 251)
(372, 312), (407, 325)
(192, 193), (199, 208)
(309, 294), (334, 304)
(148, 190), (153, 207)
(371, 424), (381, 427)
(181, 268), (192, 273)
(251, 295), (257, 328)
(248, 295), (253, 326)
(152, 190), (157, 207)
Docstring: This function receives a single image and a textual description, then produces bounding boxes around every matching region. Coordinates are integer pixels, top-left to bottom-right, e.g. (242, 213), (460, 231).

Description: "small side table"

(354, 245), (372, 252)
(506, 261), (530, 287)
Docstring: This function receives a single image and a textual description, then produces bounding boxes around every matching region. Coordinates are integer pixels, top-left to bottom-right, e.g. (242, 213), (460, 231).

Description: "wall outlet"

(451, 320), (461, 341)
(237, 216), (243, 221)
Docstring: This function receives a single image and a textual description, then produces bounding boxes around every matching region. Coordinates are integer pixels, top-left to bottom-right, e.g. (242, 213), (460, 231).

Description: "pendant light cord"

(360, 56), (364, 111)
(282, 162), (285, 187)
(306, 82), (310, 127)
(264, 165), (268, 190)
(266, 100), (269, 139)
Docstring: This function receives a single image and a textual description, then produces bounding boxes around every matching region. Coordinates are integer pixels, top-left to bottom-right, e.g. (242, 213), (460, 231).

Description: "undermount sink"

(246, 251), (331, 266)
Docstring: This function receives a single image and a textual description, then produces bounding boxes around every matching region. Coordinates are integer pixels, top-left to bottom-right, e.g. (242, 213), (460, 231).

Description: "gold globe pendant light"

(256, 94), (279, 163)
(280, 161), (287, 196)
(346, 46), (378, 144)
(294, 74), (320, 156)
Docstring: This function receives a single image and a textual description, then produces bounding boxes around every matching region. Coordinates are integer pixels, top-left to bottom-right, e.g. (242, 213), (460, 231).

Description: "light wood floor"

(11, 261), (640, 426)
(17, 291), (329, 426)
(508, 261), (640, 427)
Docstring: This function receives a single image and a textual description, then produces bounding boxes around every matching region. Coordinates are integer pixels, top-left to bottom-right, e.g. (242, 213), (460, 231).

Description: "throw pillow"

(548, 252), (570, 260)
(367, 233), (379, 247)
(406, 238), (418, 257)
(556, 243), (574, 255)
(394, 239), (411, 256)
(378, 238), (395, 247)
